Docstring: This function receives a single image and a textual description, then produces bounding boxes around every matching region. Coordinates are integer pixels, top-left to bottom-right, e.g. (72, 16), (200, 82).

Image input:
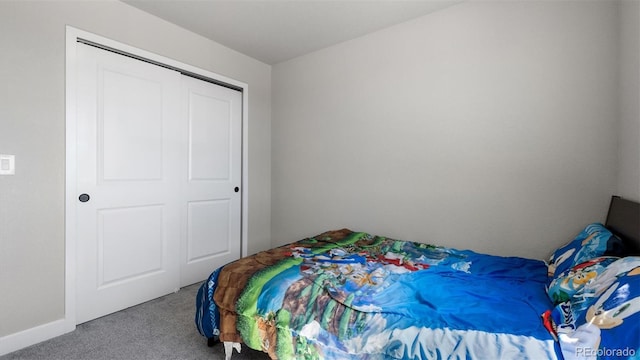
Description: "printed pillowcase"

(548, 257), (640, 360)
(548, 223), (623, 282)
(547, 256), (620, 304)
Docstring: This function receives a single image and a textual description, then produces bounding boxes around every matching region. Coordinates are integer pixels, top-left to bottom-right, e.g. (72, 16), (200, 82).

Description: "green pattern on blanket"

(236, 232), (368, 351)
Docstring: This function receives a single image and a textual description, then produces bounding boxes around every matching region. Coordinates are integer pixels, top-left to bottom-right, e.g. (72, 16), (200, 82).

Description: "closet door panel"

(75, 43), (182, 324)
(180, 75), (242, 287)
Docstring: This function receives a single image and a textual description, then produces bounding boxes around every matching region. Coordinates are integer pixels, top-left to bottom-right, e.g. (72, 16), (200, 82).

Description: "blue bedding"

(196, 230), (559, 359)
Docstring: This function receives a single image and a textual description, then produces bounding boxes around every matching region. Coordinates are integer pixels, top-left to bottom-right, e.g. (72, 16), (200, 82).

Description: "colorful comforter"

(196, 229), (559, 359)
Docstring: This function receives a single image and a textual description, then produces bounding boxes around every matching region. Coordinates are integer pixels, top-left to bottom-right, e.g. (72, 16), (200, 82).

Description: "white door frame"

(64, 26), (249, 331)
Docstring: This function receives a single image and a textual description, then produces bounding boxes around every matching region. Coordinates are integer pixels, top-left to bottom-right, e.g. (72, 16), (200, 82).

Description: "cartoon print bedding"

(545, 223), (640, 360)
(195, 229), (562, 359)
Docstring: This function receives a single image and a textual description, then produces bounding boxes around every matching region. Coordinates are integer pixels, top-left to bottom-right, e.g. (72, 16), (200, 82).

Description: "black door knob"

(79, 194), (90, 202)
(234, 187), (239, 193)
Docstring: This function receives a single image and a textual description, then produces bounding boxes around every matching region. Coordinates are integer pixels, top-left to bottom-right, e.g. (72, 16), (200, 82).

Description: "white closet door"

(75, 43), (183, 324)
(180, 76), (242, 286)
(75, 42), (243, 324)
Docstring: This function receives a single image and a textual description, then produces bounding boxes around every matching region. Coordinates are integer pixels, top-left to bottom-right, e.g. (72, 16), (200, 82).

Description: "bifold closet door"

(75, 43), (241, 324)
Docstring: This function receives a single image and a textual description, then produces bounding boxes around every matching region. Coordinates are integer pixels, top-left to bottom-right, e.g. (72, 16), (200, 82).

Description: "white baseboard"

(0, 318), (75, 356)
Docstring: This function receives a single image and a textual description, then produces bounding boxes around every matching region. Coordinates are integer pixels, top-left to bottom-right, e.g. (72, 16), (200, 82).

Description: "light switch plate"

(0, 154), (15, 175)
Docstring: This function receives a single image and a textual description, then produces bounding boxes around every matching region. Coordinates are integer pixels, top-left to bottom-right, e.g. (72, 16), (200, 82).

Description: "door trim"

(65, 26), (249, 332)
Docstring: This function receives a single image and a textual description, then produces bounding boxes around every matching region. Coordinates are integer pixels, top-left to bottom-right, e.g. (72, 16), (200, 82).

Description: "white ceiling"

(122, 0), (460, 65)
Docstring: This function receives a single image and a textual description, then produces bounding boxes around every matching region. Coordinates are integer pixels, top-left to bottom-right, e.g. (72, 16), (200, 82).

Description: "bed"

(195, 196), (640, 360)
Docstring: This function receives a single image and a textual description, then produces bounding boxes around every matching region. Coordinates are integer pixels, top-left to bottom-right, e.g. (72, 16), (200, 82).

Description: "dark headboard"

(605, 196), (640, 256)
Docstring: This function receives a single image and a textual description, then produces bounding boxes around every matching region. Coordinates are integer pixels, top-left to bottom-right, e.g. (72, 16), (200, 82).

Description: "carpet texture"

(1, 284), (270, 360)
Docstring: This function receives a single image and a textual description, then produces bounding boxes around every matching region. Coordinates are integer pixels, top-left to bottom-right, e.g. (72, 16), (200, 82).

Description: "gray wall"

(272, 1), (622, 259)
(618, 0), (640, 202)
(0, 0), (271, 338)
